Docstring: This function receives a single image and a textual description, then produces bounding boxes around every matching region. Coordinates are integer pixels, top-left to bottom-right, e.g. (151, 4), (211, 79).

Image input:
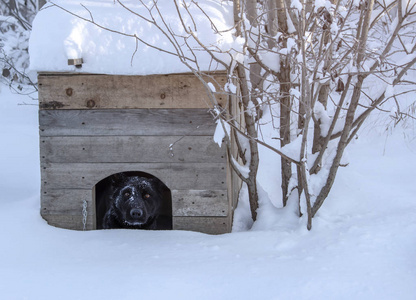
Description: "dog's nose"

(130, 208), (143, 219)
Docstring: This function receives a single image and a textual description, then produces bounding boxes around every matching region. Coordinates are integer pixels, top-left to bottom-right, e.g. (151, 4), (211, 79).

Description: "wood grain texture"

(173, 216), (230, 234)
(38, 73), (227, 109)
(40, 136), (225, 164)
(42, 214), (230, 233)
(41, 162), (227, 190)
(41, 188), (230, 232)
(41, 213), (95, 231)
(39, 109), (216, 137)
(37, 72), (235, 233)
(41, 188), (94, 215)
(41, 188), (228, 217)
(172, 190), (228, 217)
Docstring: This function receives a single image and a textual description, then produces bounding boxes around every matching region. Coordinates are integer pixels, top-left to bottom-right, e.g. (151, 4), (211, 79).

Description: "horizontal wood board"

(37, 72), (234, 234)
(38, 73), (227, 110)
(41, 188), (95, 215)
(171, 190), (228, 217)
(41, 213), (95, 231)
(39, 109), (217, 137)
(173, 217), (230, 234)
(41, 162), (227, 190)
(42, 213), (230, 233)
(42, 189), (228, 217)
(40, 136), (225, 164)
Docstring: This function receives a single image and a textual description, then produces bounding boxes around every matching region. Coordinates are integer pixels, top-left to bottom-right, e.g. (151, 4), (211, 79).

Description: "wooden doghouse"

(39, 72), (240, 234)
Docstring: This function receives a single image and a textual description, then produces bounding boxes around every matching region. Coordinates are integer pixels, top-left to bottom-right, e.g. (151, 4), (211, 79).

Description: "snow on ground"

(0, 86), (416, 300)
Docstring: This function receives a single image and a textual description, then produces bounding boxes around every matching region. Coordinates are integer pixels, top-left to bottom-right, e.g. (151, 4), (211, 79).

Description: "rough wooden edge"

(41, 162), (227, 191)
(172, 190), (228, 217)
(40, 135), (225, 164)
(36, 71), (239, 234)
(41, 188), (228, 217)
(173, 216), (230, 234)
(41, 213), (95, 231)
(38, 73), (227, 110)
(42, 214), (230, 234)
(39, 108), (217, 137)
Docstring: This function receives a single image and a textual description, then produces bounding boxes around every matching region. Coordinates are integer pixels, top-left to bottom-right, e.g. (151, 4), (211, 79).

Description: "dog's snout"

(130, 208), (143, 219)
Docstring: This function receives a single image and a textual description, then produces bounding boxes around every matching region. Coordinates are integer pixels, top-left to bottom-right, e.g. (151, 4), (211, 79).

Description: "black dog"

(96, 173), (172, 230)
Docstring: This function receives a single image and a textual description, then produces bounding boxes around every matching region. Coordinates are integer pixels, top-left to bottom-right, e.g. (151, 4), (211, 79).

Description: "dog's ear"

(145, 177), (159, 189)
(111, 172), (128, 185)
(148, 177), (170, 198)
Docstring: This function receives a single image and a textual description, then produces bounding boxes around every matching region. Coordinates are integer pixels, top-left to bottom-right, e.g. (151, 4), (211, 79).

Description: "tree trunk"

(233, 0), (260, 221)
(312, 0), (375, 216)
(38, 0), (47, 10)
(237, 62), (260, 221)
(276, 0), (292, 207)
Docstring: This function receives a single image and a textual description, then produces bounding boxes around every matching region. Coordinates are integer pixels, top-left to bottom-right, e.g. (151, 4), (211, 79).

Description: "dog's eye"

(143, 193), (150, 199)
(124, 191), (131, 198)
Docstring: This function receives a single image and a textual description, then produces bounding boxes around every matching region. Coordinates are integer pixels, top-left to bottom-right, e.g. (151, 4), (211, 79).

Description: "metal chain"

(82, 199), (88, 231)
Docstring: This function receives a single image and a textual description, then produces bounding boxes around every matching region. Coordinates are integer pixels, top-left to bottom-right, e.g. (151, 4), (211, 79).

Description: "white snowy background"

(1, 0), (416, 299)
(1, 85), (415, 299)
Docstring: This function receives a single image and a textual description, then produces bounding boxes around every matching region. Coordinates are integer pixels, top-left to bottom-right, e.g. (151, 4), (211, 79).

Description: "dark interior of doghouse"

(95, 171), (172, 230)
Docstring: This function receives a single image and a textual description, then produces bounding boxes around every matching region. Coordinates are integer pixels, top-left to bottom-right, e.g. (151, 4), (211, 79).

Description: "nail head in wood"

(86, 99), (96, 108)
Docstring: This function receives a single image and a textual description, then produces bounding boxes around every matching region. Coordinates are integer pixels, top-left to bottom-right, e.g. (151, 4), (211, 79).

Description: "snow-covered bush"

(0, 0), (37, 91)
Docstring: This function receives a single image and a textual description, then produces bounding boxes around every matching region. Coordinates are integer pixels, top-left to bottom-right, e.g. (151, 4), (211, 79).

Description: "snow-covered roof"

(29, 0), (235, 75)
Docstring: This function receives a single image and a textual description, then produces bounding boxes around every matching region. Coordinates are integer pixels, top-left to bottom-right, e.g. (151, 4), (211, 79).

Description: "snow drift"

(29, 0), (235, 75)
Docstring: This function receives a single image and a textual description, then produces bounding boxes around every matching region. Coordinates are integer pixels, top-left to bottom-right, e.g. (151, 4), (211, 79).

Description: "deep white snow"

(29, 0), (235, 75)
(1, 84), (416, 299)
(2, 0), (415, 298)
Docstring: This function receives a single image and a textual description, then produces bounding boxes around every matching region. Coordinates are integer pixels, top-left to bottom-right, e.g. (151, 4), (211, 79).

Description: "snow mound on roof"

(29, 0), (235, 75)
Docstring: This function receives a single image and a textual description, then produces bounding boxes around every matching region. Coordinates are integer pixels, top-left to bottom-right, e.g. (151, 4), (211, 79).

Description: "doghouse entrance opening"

(95, 171), (172, 230)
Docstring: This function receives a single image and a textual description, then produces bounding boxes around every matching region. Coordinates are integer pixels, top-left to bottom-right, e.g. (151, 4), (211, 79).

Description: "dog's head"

(111, 175), (163, 228)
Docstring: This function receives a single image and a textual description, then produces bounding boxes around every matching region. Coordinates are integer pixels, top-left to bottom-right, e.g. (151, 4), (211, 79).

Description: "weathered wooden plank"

(42, 214), (230, 233)
(172, 190), (228, 217)
(41, 188), (95, 215)
(39, 109), (216, 136)
(40, 136), (225, 164)
(38, 73), (227, 110)
(40, 188), (231, 232)
(41, 213), (94, 231)
(173, 216), (230, 234)
(41, 188), (228, 217)
(41, 162), (227, 191)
